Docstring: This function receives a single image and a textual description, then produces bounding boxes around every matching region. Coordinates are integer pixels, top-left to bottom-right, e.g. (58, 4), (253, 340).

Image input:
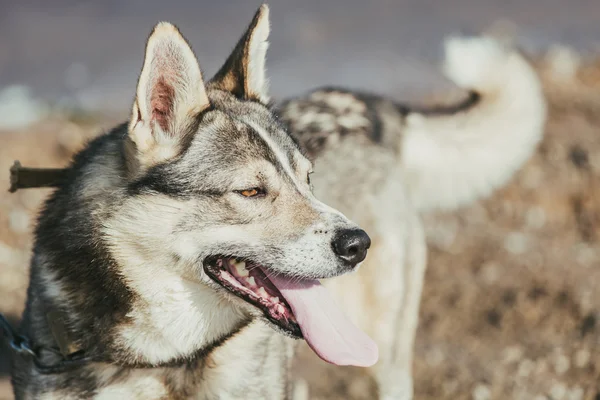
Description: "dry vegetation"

(1, 49), (599, 400)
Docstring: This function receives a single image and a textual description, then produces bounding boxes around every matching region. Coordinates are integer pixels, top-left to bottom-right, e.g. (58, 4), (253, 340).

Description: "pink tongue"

(269, 275), (378, 367)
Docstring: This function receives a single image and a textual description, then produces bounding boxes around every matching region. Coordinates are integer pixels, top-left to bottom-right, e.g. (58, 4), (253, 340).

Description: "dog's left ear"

(210, 4), (270, 103)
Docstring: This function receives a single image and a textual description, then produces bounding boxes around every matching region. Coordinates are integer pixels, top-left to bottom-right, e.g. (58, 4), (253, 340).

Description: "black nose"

(332, 228), (371, 265)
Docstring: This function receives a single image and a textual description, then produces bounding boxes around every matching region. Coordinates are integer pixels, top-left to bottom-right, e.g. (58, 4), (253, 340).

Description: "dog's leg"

(371, 215), (426, 400)
(324, 179), (426, 400)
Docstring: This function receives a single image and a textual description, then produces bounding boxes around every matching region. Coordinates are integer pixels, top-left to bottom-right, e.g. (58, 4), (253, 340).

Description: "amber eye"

(237, 188), (265, 198)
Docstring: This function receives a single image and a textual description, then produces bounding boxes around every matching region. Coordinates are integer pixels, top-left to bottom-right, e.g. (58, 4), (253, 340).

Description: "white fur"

(38, 391), (79, 400)
(246, 5), (271, 103)
(197, 322), (289, 399)
(95, 375), (167, 400)
(401, 36), (547, 211)
(103, 196), (247, 364)
(244, 119), (304, 191)
(92, 329), (291, 399)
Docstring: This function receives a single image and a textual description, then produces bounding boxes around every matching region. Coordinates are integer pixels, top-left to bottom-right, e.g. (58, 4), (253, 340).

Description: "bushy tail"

(401, 36), (547, 212)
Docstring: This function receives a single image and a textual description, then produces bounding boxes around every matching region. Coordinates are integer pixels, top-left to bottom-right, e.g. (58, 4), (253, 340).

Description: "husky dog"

(11, 5), (378, 399)
(282, 33), (545, 399)
(9, 4), (546, 400)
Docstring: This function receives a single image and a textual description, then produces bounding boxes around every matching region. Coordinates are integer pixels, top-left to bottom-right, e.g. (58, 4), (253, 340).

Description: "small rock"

(8, 208), (30, 234)
(566, 387), (584, 400)
(575, 244), (597, 267)
(517, 359), (535, 379)
(536, 359), (549, 375)
(480, 262), (500, 285)
(427, 220), (458, 251)
(574, 349), (590, 368)
(525, 206), (546, 229)
(472, 383), (491, 400)
(549, 382), (567, 400)
(503, 345), (524, 364)
(554, 354), (571, 375)
(443, 379), (459, 396)
(425, 347), (445, 367)
(504, 232), (528, 255)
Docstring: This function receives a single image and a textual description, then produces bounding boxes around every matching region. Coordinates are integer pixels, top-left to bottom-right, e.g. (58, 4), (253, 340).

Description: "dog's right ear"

(127, 22), (209, 171)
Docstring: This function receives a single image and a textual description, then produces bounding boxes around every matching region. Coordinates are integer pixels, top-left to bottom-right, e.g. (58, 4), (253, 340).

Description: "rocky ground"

(0, 50), (599, 399)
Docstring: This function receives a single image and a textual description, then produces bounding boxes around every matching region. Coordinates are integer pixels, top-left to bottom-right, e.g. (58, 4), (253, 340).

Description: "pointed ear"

(210, 4), (270, 103)
(128, 22), (209, 169)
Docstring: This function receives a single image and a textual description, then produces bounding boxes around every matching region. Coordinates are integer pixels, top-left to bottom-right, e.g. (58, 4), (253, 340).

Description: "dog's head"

(110, 5), (376, 367)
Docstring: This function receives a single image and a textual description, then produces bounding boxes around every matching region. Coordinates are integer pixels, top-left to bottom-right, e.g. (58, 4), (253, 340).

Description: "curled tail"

(401, 36), (547, 212)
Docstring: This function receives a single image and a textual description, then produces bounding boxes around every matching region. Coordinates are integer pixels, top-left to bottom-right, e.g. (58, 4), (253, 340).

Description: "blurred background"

(1, 1), (600, 399)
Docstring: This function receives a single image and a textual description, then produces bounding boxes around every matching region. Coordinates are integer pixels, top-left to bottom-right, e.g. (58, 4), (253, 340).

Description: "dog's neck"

(106, 254), (252, 366)
(32, 245), (253, 368)
(29, 254), (293, 398)
(26, 265), (292, 398)
(102, 198), (253, 366)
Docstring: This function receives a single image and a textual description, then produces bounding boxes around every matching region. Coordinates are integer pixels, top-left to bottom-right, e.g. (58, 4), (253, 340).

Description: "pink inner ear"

(151, 77), (175, 132)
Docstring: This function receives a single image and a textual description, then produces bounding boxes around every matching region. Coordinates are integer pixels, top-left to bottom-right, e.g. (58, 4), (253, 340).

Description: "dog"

(9, 4), (546, 400)
(281, 34), (546, 399)
(11, 5), (377, 399)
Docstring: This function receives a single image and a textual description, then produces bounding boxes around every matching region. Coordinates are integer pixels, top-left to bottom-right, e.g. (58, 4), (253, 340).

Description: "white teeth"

(247, 277), (256, 286)
(275, 304), (286, 316)
(257, 287), (268, 298)
(234, 260), (249, 277)
(272, 297), (280, 303)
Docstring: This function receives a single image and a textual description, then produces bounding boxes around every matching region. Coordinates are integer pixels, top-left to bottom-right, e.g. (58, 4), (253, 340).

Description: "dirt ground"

(0, 50), (599, 399)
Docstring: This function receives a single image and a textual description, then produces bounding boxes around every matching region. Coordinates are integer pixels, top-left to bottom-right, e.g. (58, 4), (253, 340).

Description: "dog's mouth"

(203, 257), (301, 338)
(203, 256), (378, 367)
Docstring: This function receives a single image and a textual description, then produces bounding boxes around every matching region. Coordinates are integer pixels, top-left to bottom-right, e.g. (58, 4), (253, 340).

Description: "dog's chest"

(92, 322), (293, 400)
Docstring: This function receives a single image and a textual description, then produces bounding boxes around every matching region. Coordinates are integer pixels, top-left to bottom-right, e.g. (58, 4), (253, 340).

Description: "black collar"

(2, 312), (254, 374)
(1, 312), (90, 374)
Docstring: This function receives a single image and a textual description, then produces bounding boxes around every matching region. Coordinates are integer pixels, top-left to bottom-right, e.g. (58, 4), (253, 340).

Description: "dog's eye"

(237, 188), (265, 198)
